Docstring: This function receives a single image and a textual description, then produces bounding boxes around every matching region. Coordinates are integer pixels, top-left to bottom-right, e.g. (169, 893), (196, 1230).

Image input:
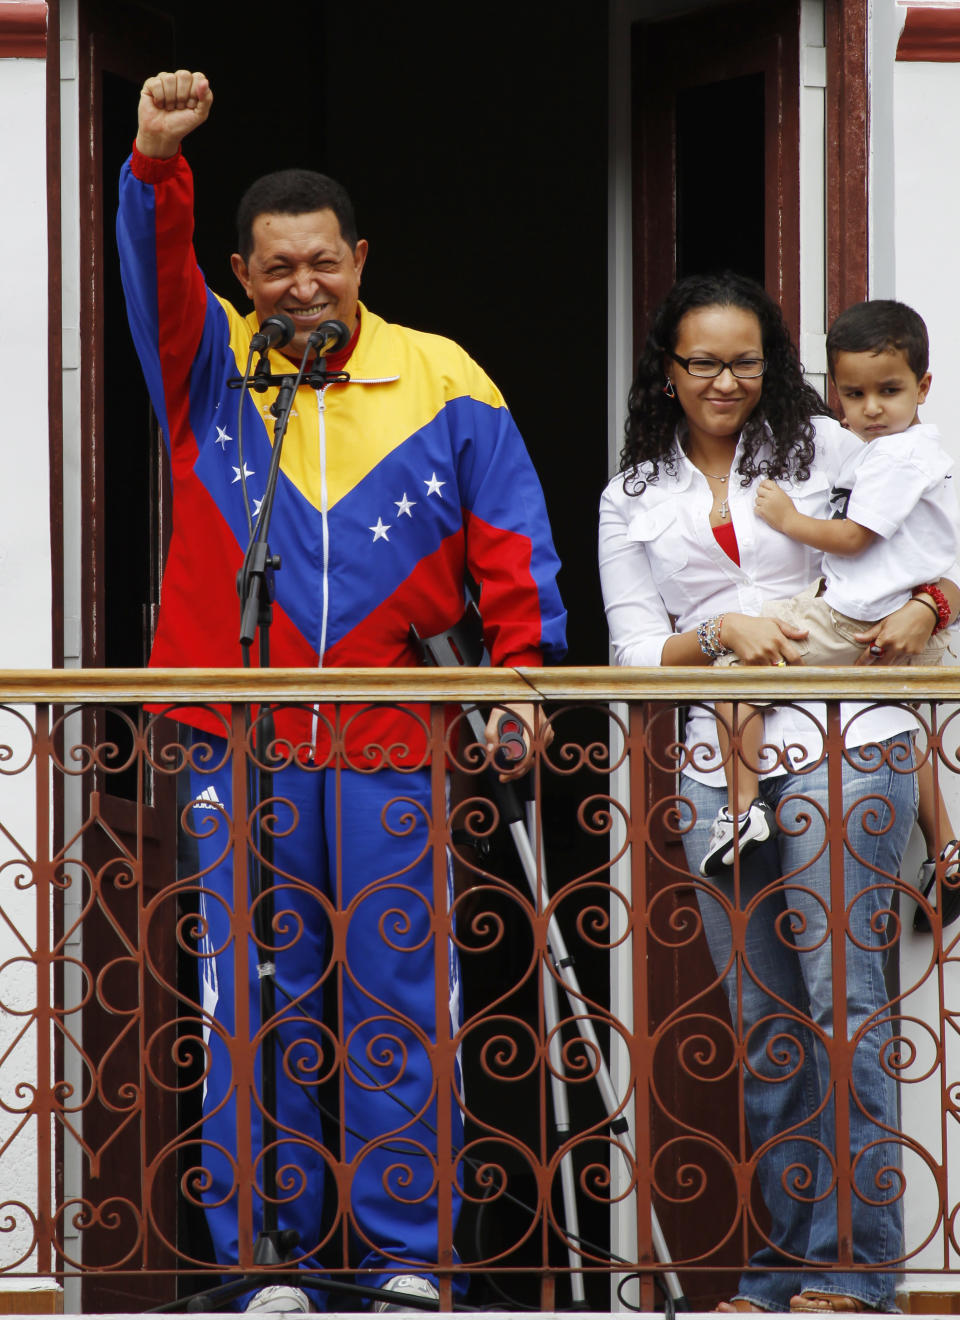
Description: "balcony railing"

(1, 666), (959, 1313)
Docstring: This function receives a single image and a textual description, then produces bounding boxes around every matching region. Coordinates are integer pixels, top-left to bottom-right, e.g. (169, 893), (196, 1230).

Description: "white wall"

(0, 51), (56, 1294)
(869, 0), (901, 297)
(888, 0), (960, 1286)
(894, 58), (960, 461)
(0, 58), (51, 669)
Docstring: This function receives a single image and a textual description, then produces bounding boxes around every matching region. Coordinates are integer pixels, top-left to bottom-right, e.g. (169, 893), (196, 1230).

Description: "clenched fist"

(136, 70), (213, 160)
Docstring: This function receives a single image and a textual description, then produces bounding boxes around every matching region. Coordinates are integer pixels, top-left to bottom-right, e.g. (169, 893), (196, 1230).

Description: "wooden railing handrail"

(0, 665), (958, 703)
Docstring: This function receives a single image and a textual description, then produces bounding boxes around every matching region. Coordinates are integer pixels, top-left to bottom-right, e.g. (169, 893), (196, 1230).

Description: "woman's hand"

(853, 598), (935, 665)
(719, 612), (807, 665)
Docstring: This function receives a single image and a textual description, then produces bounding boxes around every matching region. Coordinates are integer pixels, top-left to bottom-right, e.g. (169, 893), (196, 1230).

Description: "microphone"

(250, 314), (295, 355)
(307, 319), (350, 357)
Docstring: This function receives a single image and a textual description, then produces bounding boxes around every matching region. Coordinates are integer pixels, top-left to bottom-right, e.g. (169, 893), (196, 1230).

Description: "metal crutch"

(411, 607), (688, 1309)
(526, 796), (588, 1307)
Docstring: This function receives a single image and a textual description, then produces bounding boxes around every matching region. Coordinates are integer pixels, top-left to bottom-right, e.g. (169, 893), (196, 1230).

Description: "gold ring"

(775, 659), (787, 666)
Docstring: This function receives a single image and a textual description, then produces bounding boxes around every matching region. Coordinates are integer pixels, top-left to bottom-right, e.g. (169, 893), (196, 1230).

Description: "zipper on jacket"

(341, 374), (400, 387)
(307, 372), (398, 751)
(311, 384), (330, 752)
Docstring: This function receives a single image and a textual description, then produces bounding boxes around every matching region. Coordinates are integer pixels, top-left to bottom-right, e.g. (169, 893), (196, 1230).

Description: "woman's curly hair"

(620, 271), (831, 492)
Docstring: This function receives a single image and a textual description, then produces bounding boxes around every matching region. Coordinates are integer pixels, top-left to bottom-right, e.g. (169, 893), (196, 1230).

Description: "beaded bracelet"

(913, 583), (951, 634)
(696, 614), (729, 659)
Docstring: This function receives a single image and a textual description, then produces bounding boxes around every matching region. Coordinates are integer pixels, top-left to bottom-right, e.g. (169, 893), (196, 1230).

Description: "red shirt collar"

(324, 312), (361, 371)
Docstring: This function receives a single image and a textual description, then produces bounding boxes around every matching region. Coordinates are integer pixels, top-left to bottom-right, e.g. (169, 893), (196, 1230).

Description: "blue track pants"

(186, 738), (463, 1298)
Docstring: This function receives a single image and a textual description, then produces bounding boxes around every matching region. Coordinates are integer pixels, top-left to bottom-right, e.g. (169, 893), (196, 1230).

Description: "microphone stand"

(233, 355), (304, 1295)
(155, 336), (366, 1313)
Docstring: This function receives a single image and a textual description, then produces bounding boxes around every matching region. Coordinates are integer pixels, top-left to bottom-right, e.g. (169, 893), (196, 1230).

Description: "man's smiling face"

(230, 208), (368, 359)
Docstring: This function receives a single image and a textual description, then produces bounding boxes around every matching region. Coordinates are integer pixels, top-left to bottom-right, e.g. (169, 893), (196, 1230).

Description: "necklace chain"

(687, 453), (731, 481)
(701, 469), (729, 518)
(689, 458), (731, 517)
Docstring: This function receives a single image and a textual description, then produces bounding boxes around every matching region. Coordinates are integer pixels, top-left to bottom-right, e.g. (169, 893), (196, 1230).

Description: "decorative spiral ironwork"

(0, 687), (951, 1308)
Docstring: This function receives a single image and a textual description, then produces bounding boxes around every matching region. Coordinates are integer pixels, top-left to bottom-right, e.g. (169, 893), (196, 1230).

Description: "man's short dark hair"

(235, 169), (358, 260)
(826, 299), (929, 381)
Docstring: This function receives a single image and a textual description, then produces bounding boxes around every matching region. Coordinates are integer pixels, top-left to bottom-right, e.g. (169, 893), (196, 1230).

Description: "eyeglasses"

(668, 351), (767, 379)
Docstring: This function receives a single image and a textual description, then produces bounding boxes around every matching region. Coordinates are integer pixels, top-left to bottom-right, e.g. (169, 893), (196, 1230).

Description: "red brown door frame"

(631, 0), (801, 345)
(75, 5), (180, 1308)
(825, 0), (869, 326)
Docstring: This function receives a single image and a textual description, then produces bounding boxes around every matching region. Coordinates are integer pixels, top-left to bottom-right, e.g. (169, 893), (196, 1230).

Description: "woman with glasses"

(598, 271), (953, 1314)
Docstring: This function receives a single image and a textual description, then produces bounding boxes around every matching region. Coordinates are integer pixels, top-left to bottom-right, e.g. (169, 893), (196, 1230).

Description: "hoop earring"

(663, 378), (676, 399)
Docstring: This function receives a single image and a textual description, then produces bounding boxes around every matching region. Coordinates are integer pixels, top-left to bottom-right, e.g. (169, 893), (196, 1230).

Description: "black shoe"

(913, 839), (960, 933)
(699, 799), (778, 877)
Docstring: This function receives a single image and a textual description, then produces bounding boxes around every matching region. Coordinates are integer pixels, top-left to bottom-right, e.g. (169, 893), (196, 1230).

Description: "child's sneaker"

(700, 799), (778, 877)
(913, 839), (960, 933)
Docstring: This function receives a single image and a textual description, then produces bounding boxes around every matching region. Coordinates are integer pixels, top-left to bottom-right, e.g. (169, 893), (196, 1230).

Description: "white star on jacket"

(369, 474), (448, 542)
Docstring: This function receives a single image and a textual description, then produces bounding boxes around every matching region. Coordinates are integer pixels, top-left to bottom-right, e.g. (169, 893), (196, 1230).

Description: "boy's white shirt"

(820, 420), (958, 619)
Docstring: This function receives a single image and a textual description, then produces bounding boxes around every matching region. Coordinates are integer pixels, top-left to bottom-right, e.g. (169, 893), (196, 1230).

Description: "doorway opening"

(75, 0), (613, 1308)
(676, 72), (765, 284)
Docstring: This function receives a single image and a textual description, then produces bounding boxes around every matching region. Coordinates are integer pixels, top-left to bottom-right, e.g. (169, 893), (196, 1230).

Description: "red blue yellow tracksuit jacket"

(116, 145), (566, 762)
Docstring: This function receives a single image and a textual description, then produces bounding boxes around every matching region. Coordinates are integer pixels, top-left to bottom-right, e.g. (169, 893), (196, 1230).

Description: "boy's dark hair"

(235, 169), (358, 260)
(826, 299), (929, 380)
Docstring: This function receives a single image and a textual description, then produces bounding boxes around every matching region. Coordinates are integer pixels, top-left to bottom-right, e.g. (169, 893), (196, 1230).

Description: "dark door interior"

(676, 71), (766, 285)
(78, 0), (613, 1308)
(632, 0), (801, 341)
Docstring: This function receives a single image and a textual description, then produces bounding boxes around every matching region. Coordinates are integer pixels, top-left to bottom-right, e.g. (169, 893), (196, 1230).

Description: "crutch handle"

(494, 712), (527, 771)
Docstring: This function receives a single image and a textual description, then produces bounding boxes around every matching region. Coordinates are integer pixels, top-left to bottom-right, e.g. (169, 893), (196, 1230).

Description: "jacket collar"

(333, 301), (400, 385)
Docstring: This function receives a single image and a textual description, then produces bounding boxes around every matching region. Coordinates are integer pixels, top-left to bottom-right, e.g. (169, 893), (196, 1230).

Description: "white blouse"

(598, 416), (920, 786)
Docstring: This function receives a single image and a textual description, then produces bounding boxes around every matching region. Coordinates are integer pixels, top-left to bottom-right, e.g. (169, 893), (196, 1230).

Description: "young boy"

(702, 300), (960, 933)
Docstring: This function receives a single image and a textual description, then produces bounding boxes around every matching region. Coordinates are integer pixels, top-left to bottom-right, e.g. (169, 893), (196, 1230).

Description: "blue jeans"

(678, 738), (916, 1312)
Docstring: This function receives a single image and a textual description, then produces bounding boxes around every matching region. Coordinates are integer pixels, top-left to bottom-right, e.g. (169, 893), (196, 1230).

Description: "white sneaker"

(245, 1284), (314, 1313)
(373, 1274), (439, 1312)
(700, 799), (778, 877)
(914, 839), (960, 933)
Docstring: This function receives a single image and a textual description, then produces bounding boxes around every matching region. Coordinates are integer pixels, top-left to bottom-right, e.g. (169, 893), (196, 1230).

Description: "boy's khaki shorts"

(715, 577), (949, 669)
